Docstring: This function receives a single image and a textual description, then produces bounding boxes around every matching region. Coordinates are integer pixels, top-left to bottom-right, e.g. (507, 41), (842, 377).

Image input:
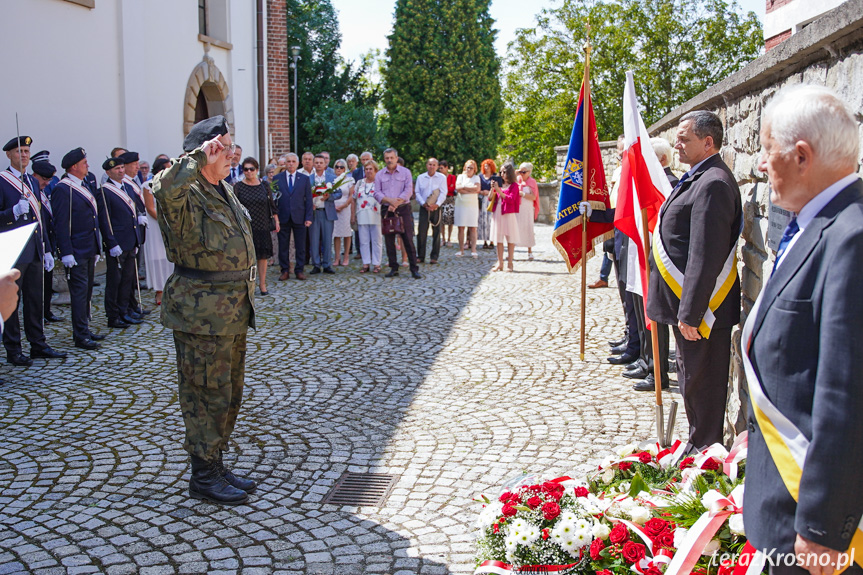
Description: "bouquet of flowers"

(313, 175), (348, 197)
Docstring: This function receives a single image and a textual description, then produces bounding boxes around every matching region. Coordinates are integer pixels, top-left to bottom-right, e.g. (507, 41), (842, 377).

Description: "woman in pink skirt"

(490, 164), (521, 272)
(516, 162), (538, 260)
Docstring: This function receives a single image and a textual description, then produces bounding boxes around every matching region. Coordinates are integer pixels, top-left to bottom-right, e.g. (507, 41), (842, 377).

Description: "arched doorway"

(184, 54), (234, 136)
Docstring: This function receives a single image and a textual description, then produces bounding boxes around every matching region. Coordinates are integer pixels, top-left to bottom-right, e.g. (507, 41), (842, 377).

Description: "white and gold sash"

(63, 179), (98, 214)
(123, 175), (144, 203)
(743, 294), (863, 571)
(652, 207), (738, 339)
(0, 170), (43, 228)
(103, 180), (137, 215)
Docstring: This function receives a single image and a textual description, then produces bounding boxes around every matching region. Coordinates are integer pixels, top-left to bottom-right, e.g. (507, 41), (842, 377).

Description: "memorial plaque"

(766, 183), (792, 252)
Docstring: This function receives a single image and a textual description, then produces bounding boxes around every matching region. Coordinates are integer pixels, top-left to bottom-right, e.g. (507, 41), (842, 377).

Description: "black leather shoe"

(74, 339), (101, 351)
(138, 309), (152, 316)
(668, 360), (677, 373)
(323, 267), (335, 274)
(44, 313), (64, 323)
(216, 453), (256, 493)
(411, 271), (422, 279)
(610, 343), (628, 355)
(31, 347), (67, 359)
(633, 374), (669, 392)
(310, 267), (322, 275)
(385, 270), (399, 277)
(608, 352), (638, 365)
(623, 365), (649, 379)
(625, 360), (641, 371)
(127, 311), (143, 320)
(88, 332), (107, 341)
(189, 456), (248, 505)
(7, 353), (33, 367)
(122, 315), (143, 325)
(108, 319), (130, 329)
(609, 336), (627, 347)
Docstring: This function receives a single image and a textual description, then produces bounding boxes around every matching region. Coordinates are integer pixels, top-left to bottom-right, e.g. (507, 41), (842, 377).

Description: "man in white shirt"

(227, 145), (243, 184)
(414, 157), (447, 264)
(298, 152), (314, 176)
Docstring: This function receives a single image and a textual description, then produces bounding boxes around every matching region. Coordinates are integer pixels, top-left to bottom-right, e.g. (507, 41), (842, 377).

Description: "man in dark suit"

(646, 111), (742, 452)
(31, 159), (63, 323)
(0, 136), (66, 365)
(98, 157), (143, 328)
(274, 153), (313, 280)
(743, 86), (863, 575)
(351, 151), (373, 182)
(120, 152), (149, 319)
(51, 148), (107, 350)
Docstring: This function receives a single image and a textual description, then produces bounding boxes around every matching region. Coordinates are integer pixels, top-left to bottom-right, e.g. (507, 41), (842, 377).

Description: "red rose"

(542, 528), (550, 540)
(701, 457), (721, 471)
(645, 567), (664, 575)
(644, 518), (669, 538)
(574, 486), (589, 498)
(542, 501), (561, 521)
(638, 452), (653, 463)
(622, 541), (647, 564)
(499, 491), (514, 503)
(590, 537), (605, 560)
(597, 570), (613, 575)
(619, 461), (633, 472)
(678, 457), (695, 470)
(502, 504), (517, 517)
(493, 523), (500, 534)
(609, 523), (629, 544)
(658, 529), (676, 548)
(527, 496), (542, 509)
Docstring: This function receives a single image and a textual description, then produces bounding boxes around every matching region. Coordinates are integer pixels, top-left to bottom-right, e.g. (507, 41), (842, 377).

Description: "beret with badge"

(61, 147), (87, 170)
(102, 156), (126, 171)
(3, 136), (32, 152)
(183, 115), (229, 153)
(118, 151), (139, 164)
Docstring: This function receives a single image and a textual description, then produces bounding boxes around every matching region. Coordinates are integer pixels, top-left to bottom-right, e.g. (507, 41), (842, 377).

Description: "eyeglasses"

(335, 165), (346, 170)
(224, 144), (237, 156)
(518, 170), (527, 174)
(242, 167), (256, 172)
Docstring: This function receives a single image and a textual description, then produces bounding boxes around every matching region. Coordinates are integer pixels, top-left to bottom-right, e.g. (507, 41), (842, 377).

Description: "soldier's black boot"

(189, 455), (249, 505)
(216, 452), (257, 493)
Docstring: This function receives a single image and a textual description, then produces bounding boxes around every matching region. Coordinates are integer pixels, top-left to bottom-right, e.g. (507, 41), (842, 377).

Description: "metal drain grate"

(322, 472), (397, 507)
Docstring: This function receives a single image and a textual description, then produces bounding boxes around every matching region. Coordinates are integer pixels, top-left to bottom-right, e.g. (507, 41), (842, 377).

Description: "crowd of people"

(0, 135), (542, 367)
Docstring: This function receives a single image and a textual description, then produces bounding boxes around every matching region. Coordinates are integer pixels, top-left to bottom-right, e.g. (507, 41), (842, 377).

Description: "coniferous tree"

(383, 0), (503, 173)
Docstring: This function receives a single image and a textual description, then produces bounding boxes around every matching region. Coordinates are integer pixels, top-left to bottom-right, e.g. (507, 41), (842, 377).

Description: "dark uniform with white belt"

(151, 115), (257, 505)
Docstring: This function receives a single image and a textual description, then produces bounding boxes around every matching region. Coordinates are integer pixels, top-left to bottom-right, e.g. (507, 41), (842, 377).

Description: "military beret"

(183, 115), (229, 152)
(61, 147), (86, 170)
(102, 156), (125, 171)
(118, 151), (139, 163)
(31, 150), (50, 163)
(3, 136), (32, 152)
(152, 157), (171, 174)
(32, 161), (56, 178)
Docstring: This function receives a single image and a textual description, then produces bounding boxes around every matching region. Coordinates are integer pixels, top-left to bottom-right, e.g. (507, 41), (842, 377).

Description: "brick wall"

(765, 0), (795, 14)
(765, 29), (793, 51)
(267, 0), (291, 158)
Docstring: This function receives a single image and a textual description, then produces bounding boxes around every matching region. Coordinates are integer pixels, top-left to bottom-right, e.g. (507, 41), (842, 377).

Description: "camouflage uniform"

(151, 148), (256, 462)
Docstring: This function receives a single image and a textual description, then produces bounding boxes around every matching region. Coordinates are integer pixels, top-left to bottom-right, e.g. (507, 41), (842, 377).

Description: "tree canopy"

(502, 0), (763, 177)
(383, 0), (504, 173)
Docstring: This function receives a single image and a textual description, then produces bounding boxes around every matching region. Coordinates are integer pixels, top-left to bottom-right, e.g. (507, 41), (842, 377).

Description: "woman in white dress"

(141, 158), (174, 305)
(515, 162), (538, 260)
(352, 161), (383, 272)
(454, 159), (481, 257)
(332, 159), (354, 266)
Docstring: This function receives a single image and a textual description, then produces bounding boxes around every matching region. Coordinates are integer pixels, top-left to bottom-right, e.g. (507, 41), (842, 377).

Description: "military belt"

(175, 265), (256, 282)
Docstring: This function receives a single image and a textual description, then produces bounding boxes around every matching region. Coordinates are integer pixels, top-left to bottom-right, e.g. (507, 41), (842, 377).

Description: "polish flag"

(614, 71), (672, 301)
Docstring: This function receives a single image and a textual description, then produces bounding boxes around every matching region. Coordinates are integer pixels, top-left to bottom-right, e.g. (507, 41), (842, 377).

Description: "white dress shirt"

(414, 171), (447, 207)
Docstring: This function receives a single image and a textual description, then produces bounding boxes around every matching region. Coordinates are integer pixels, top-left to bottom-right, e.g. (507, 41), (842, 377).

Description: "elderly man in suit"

(646, 110), (742, 452)
(308, 154), (340, 274)
(743, 85), (863, 575)
(274, 153), (312, 281)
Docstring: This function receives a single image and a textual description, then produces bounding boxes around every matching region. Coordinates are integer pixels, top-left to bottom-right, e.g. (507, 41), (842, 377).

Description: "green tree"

(502, 0), (763, 177)
(383, 0), (504, 173)
(286, 0), (381, 153)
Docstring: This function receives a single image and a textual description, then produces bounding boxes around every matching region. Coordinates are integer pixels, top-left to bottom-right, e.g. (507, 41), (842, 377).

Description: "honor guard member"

(51, 148), (107, 350)
(0, 136), (66, 365)
(99, 157), (143, 328)
(31, 160), (63, 323)
(152, 115), (257, 505)
(119, 152), (149, 318)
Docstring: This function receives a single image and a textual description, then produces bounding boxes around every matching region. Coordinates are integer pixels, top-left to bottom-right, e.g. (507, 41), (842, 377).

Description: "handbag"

(382, 210), (405, 235)
(427, 188), (441, 207)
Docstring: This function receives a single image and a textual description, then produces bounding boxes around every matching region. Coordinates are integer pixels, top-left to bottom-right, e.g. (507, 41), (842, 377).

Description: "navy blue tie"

(288, 173), (294, 193)
(773, 217), (799, 274)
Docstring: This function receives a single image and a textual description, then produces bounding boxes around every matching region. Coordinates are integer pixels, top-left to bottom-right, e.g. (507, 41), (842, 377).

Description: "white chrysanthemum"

(630, 506), (652, 524)
(558, 536), (581, 558)
(524, 524), (540, 543)
(574, 518), (590, 531)
(673, 527), (689, 548)
(505, 536), (519, 551)
(559, 510), (579, 524)
(477, 502), (504, 528)
(728, 514), (745, 536)
(572, 529), (592, 548)
(514, 524), (540, 546)
(589, 495), (612, 511)
(511, 517), (528, 532)
(592, 522), (611, 540)
(553, 522), (576, 538)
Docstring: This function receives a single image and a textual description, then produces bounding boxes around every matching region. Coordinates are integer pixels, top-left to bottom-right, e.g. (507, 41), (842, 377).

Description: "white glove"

(138, 215), (148, 225)
(43, 253), (54, 272)
(578, 201), (593, 218)
(95, 255), (102, 263)
(62, 255), (77, 268)
(133, 247), (138, 255)
(109, 245), (123, 258)
(12, 198), (30, 220)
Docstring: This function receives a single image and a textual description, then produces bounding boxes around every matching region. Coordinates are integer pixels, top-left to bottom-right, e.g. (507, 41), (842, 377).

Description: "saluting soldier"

(99, 156), (143, 329)
(152, 116), (257, 505)
(51, 148), (108, 350)
(0, 136), (66, 365)
(119, 151), (149, 319)
(31, 159), (63, 323)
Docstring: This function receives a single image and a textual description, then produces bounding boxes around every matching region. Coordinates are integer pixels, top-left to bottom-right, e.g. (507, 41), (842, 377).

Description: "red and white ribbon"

(474, 560), (579, 574)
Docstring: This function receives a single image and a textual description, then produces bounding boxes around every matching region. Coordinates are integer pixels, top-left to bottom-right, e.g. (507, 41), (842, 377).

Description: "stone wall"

(553, 0), (863, 443)
(540, 141), (620, 223)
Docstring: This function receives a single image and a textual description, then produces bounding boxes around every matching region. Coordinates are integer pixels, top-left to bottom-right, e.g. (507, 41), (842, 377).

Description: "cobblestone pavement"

(0, 223), (687, 575)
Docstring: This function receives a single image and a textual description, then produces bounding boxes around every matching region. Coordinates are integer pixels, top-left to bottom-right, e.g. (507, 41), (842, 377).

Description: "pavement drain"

(322, 472), (398, 507)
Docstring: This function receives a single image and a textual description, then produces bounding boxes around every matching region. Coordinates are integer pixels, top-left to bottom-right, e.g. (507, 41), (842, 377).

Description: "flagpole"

(579, 24), (591, 362)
